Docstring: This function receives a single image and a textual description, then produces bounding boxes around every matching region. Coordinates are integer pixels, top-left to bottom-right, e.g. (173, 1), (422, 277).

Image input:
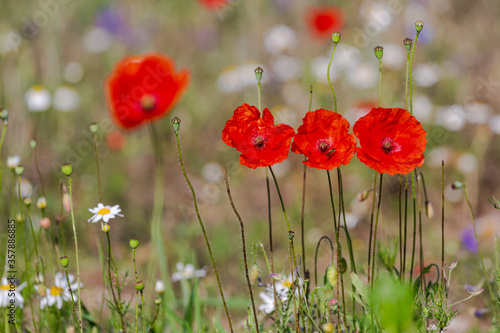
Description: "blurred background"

(1, 0), (500, 331)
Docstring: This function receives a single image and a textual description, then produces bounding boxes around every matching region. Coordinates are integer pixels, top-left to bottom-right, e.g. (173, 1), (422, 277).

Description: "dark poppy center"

(317, 140), (336, 159)
(381, 136), (401, 155)
(252, 135), (266, 149)
(140, 94), (156, 111)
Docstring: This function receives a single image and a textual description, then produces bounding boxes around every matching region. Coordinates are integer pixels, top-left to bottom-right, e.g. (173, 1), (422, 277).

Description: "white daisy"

(53, 85), (80, 112)
(88, 203), (123, 223)
(171, 262), (206, 282)
(25, 85), (51, 112)
(35, 272), (80, 309)
(0, 276), (27, 308)
(6, 155), (20, 169)
(258, 291), (275, 314)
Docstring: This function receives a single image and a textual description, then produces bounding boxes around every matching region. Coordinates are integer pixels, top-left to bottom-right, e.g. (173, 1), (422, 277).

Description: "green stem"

(268, 166), (291, 232)
(367, 172), (378, 285)
(4, 308), (10, 333)
(403, 175), (409, 281)
(92, 133), (102, 202)
(64, 266), (80, 330)
(313, 236), (334, 287)
(32, 144), (45, 197)
(135, 291), (139, 333)
(141, 291), (145, 331)
(399, 175), (403, 281)
(378, 59), (383, 107)
(409, 31), (420, 115)
(370, 174), (384, 288)
(327, 44), (338, 113)
(223, 170), (259, 333)
(409, 172), (417, 285)
(0, 123), (6, 196)
(415, 170), (425, 289)
(253, 241), (272, 275)
(67, 177), (83, 333)
(174, 127), (233, 333)
(441, 161), (445, 285)
(26, 207), (39, 259)
(106, 231), (125, 330)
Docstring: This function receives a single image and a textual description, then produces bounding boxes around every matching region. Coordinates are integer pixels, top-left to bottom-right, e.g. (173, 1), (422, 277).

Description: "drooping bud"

(249, 264), (260, 284)
(331, 32), (341, 45)
(425, 201), (434, 219)
(61, 163), (73, 177)
(129, 238), (139, 249)
(339, 257), (348, 274)
(357, 189), (372, 202)
(373, 46), (384, 60)
(254, 67), (263, 83)
(403, 38), (413, 52)
(451, 181), (464, 190)
(59, 256), (69, 268)
(171, 117), (181, 132)
(135, 280), (145, 291)
(325, 265), (337, 288)
(415, 20), (424, 33)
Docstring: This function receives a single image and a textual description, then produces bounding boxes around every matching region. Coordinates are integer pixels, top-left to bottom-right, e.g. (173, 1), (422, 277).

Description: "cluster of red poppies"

(222, 104), (427, 175)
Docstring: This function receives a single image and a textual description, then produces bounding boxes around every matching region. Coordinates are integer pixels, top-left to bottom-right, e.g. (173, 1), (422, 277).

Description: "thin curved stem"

(327, 44), (338, 113)
(370, 174), (384, 288)
(367, 172), (378, 285)
(64, 266), (80, 330)
(0, 123), (7, 195)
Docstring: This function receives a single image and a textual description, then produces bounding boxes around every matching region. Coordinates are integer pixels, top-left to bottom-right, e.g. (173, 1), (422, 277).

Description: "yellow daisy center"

(97, 208), (111, 215)
(283, 279), (293, 288)
(0, 284), (13, 290)
(50, 286), (63, 296)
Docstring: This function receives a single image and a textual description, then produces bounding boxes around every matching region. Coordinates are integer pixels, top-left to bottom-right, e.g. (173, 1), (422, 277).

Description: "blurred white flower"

(35, 272), (80, 309)
(347, 63), (377, 89)
(414, 63), (441, 87)
(16, 178), (33, 199)
(7, 155), (20, 169)
(25, 85), (51, 112)
(88, 203), (123, 223)
(53, 86), (80, 112)
(360, 2), (393, 31)
(0, 276), (27, 308)
(202, 162), (223, 183)
(63, 62), (84, 84)
(412, 95), (433, 123)
(489, 115), (500, 134)
(258, 291), (275, 314)
(171, 262), (206, 282)
(264, 25), (297, 54)
(465, 101), (492, 124)
(271, 55), (302, 82)
(381, 43), (406, 70)
(83, 27), (112, 53)
(310, 56), (340, 84)
(437, 105), (466, 131)
(217, 63), (268, 94)
(0, 33), (22, 55)
(154, 280), (165, 294)
(457, 153), (477, 175)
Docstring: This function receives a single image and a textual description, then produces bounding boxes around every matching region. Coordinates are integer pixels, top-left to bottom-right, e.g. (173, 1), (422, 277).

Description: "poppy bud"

(90, 122), (99, 133)
(135, 280), (145, 291)
(288, 230), (295, 240)
(61, 163), (73, 177)
(449, 260), (458, 270)
(59, 256), (69, 268)
(15, 165), (24, 175)
(331, 32), (341, 44)
(425, 201), (434, 219)
(0, 108), (7, 122)
(40, 217), (51, 229)
(129, 238), (139, 249)
(249, 264), (260, 284)
(403, 38), (412, 52)
(30, 140), (37, 149)
(37, 197), (47, 209)
(451, 181), (464, 190)
(154, 297), (162, 305)
(373, 46), (384, 60)
(171, 117), (181, 132)
(254, 67), (263, 83)
(339, 257), (347, 274)
(415, 20), (424, 32)
(325, 265), (337, 287)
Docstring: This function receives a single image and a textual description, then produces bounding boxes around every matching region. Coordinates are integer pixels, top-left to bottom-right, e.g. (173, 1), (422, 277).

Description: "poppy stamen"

(140, 94), (156, 111)
(381, 136), (401, 155)
(252, 135), (266, 149)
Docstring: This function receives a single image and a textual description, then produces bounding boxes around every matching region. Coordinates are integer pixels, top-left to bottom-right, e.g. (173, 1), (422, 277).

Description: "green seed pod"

(59, 256), (69, 268)
(129, 239), (139, 249)
(373, 46), (384, 60)
(135, 280), (145, 291)
(171, 117), (181, 132)
(61, 163), (73, 177)
(30, 140), (37, 149)
(254, 67), (263, 83)
(89, 122), (99, 133)
(403, 38), (412, 52)
(339, 257), (348, 274)
(415, 20), (424, 32)
(331, 32), (341, 44)
(15, 165), (24, 175)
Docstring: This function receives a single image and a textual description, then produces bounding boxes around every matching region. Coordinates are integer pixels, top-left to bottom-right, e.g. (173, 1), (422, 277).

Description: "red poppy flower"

(106, 53), (189, 129)
(222, 103), (295, 169)
(291, 109), (357, 170)
(353, 108), (427, 175)
(199, 0), (229, 10)
(308, 7), (344, 38)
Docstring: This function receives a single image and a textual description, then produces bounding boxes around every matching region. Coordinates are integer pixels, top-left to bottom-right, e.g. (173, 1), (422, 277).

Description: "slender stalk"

(403, 175), (409, 280)
(399, 175), (403, 280)
(253, 241), (272, 275)
(337, 168), (356, 273)
(31, 142), (45, 197)
(59, 182), (67, 255)
(415, 170), (425, 289)
(148, 301), (161, 333)
(223, 170), (259, 333)
(288, 236), (300, 333)
(441, 161), (445, 284)
(173, 120), (233, 332)
(0, 122), (7, 195)
(67, 176), (83, 333)
(367, 172), (378, 284)
(335, 171), (347, 327)
(64, 266), (80, 330)
(409, 31), (421, 116)
(327, 44), (338, 113)
(135, 290), (139, 333)
(4, 308), (10, 333)
(26, 206), (39, 259)
(409, 173), (417, 285)
(92, 130), (102, 202)
(378, 58), (383, 107)
(370, 174), (384, 287)
(106, 231), (125, 330)
(265, 167), (277, 307)
(313, 236), (334, 287)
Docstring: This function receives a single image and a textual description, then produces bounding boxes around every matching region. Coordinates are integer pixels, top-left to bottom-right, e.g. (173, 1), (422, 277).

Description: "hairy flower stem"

(370, 174), (384, 288)
(64, 266), (80, 330)
(399, 175), (403, 280)
(441, 161), (445, 284)
(367, 172), (378, 285)
(409, 31), (420, 116)
(132, 247), (139, 333)
(174, 126), (233, 333)
(0, 122), (7, 195)
(31, 144), (45, 197)
(19, 176), (38, 333)
(106, 231), (125, 330)
(409, 173), (417, 285)
(378, 58), (383, 107)
(223, 170), (260, 333)
(314, 236), (334, 287)
(415, 170), (425, 289)
(327, 44), (338, 113)
(463, 184), (495, 305)
(265, 168), (277, 306)
(403, 175), (409, 280)
(67, 177), (83, 333)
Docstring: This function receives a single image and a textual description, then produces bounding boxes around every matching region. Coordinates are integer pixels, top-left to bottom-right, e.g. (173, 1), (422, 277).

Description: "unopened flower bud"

(30, 140), (37, 149)
(451, 181), (464, 190)
(15, 213), (23, 223)
(373, 46), (384, 60)
(154, 297), (162, 305)
(59, 256), (69, 268)
(415, 20), (424, 32)
(357, 189), (372, 202)
(61, 163), (73, 176)
(89, 122), (99, 133)
(171, 117), (181, 132)
(403, 38), (413, 52)
(331, 32), (341, 44)
(15, 165), (24, 175)
(24, 198), (32, 207)
(154, 280), (165, 294)
(425, 201), (434, 219)
(40, 217), (51, 230)
(326, 265), (337, 287)
(288, 230), (295, 240)
(254, 67), (263, 83)
(135, 280), (145, 291)
(129, 239), (139, 249)
(339, 257), (348, 274)
(249, 264), (260, 284)
(0, 108), (8, 122)
(102, 223), (110, 233)
(37, 197), (47, 209)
